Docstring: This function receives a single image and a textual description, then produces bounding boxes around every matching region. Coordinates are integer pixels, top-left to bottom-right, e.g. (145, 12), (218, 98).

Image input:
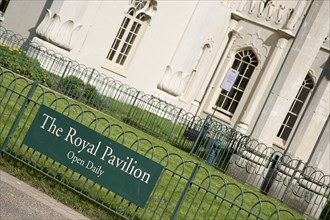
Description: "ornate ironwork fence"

(190, 116), (330, 219)
(0, 26), (329, 219)
(0, 26), (203, 153)
(0, 69), (306, 220)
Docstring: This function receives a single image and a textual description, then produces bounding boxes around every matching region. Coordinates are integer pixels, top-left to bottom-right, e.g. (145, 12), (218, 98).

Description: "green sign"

(23, 105), (163, 207)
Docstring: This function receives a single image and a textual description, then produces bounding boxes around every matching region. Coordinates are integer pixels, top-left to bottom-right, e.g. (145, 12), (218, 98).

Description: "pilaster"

(236, 37), (290, 134)
(254, 0), (329, 148)
(288, 58), (330, 163)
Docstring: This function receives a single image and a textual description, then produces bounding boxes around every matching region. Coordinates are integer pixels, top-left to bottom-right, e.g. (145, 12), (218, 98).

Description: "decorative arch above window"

(132, 0), (149, 11)
(105, 0), (157, 74)
(276, 73), (315, 142)
(215, 49), (259, 118)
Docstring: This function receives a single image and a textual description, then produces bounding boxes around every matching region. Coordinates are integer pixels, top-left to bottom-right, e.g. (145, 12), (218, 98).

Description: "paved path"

(0, 170), (90, 220)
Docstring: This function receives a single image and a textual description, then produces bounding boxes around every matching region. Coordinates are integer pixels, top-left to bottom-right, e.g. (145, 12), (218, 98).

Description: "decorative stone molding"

(233, 32), (269, 65)
(307, 70), (317, 85)
(157, 65), (191, 97)
(202, 37), (214, 50)
(158, 36), (213, 97)
(192, 38), (213, 70)
(36, 9), (82, 51)
(129, 0), (158, 17)
(283, 0), (307, 31)
(322, 34), (329, 51)
(228, 0), (309, 33)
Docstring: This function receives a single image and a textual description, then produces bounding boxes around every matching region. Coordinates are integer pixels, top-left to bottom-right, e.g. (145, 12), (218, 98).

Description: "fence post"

(190, 115), (211, 154)
(126, 91), (140, 119)
(166, 108), (183, 142)
(0, 81), (38, 155)
(171, 162), (201, 220)
(79, 68), (95, 101)
(280, 159), (302, 202)
(56, 60), (72, 90)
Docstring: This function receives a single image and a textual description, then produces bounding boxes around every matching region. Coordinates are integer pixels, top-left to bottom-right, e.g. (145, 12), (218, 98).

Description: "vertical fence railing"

(56, 60), (72, 90)
(0, 27), (210, 153)
(126, 91), (141, 120)
(166, 107), (183, 141)
(280, 160), (302, 202)
(0, 69), (309, 220)
(0, 81), (37, 153)
(171, 162), (201, 220)
(189, 113), (330, 219)
(0, 27), (329, 219)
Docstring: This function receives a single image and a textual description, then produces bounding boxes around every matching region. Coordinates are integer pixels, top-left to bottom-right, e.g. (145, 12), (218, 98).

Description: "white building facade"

(1, 0), (329, 174)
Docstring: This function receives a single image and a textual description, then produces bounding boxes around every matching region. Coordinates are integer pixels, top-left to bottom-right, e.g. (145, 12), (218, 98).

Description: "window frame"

(214, 49), (259, 118)
(275, 73), (314, 145)
(103, 7), (149, 75)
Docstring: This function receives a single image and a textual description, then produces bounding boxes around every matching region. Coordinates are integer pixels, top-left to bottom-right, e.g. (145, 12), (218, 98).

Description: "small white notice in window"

(220, 68), (239, 92)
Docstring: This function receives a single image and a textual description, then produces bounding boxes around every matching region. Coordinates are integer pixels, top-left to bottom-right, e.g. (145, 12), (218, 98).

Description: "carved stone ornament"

(158, 37), (213, 96)
(202, 37), (214, 50)
(230, 0), (309, 32)
(36, 9), (82, 51)
(233, 32), (269, 65)
(157, 65), (191, 97)
(130, 0), (158, 17)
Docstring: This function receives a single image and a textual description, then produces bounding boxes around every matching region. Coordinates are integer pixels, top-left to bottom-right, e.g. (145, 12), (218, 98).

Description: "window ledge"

(101, 61), (127, 78)
(273, 138), (286, 151)
(204, 108), (232, 126)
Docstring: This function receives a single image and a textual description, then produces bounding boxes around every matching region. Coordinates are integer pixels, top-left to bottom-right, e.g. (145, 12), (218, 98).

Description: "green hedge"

(0, 45), (52, 85)
(0, 45), (103, 106)
(58, 75), (103, 106)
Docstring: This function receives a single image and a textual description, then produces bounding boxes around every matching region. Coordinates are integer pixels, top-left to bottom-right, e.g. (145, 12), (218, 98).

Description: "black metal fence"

(0, 26), (207, 152)
(190, 116), (330, 219)
(0, 68), (307, 219)
(0, 26), (329, 219)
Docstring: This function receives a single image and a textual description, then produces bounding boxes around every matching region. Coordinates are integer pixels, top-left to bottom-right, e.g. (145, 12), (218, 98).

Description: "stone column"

(253, 0), (329, 148)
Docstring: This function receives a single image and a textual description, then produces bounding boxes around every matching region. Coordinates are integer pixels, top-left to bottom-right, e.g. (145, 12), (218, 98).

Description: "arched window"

(105, 0), (153, 72)
(277, 73), (314, 141)
(216, 49), (258, 117)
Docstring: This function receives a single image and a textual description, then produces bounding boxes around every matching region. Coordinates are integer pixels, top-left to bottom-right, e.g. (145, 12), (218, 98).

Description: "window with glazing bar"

(106, 8), (146, 67)
(277, 74), (314, 141)
(216, 49), (258, 118)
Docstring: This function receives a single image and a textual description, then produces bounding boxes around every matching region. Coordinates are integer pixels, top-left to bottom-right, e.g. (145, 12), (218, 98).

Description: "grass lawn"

(0, 69), (309, 219)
